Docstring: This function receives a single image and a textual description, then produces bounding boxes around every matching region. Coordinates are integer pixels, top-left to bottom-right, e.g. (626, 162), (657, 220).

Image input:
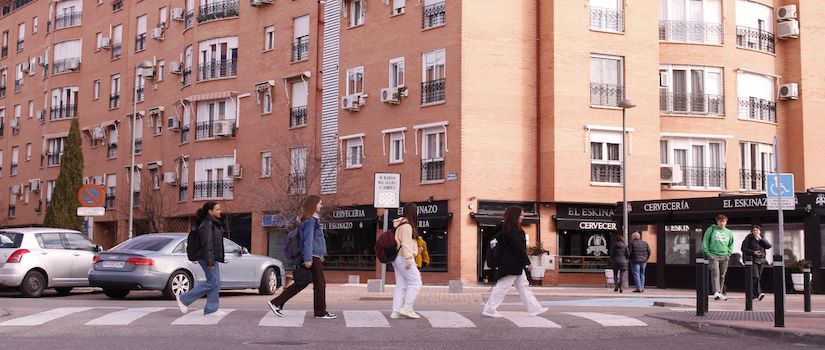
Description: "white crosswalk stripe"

(258, 310), (307, 327)
(85, 307), (169, 326)
(343, 311), (390, 328)
(0, 307), (95, 326)
(171, 309), (235, 325)
(417, 311), (475, 328)
(563, 312), (648, 327)
(499, 311), (562, 328)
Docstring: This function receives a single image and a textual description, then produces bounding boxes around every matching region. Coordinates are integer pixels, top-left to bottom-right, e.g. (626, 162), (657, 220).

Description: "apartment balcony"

(178, 184), (188, 202)
(291, 36), (309, 62)
(659, 20), (723, 44)
(52, 58), (80, 74)
(195, 120), (235, 140)
(111, 43), (122, 60)
(193, 180), (234, 199)
(14, 79), (22, 93)
(590, 7), (624, 32)
(289, 173), (306, 195)
(290, 106), (307, 127)
(671, 166), (726, 189)
(112, 0), (123, 11)
(10, 162), (17, 176)
(197, 0), (239, 23)
(740, 169), (773, 192)
(421, 78), (446, 104)
(107, 143), (117, 158)
(591, 163), (621, 184)
(47, 152), (62, 166)
(105, 192), (116, 209)
(738, 97), (776, 123)
(136, 87), (144, 102)
(180, 125), (190, 143)
(660, 92), (724, 115)
(736, 26), (775, 54)
(197, 59), (237, 81)
(182, 67), (192, 86)
(54, 11), (82, 29)
(185, 10), (195, 29)
(421, 158), (445, 182)
(422, 1), (446, 29)
(135, 33), (146, 52)
(109, 94), (120, 109)
(50, 104), (77, 120)
(590, 83), (623, 107)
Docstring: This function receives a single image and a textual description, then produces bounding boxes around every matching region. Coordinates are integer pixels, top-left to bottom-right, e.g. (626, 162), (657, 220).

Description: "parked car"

(89, 233), (285, 299)
(0, 228), (100, 297)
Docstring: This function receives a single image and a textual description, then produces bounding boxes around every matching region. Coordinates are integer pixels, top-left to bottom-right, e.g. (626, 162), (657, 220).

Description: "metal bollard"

(773, 254), (785, 328)
(696, 253), (707, 316)
(744, 257), (753, 311)
(803, 268), (812, 313)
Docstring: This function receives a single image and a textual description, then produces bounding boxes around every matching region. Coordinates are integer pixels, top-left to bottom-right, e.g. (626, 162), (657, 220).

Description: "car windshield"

(0, 231), (21, 248)
(112, 236), (174, 252)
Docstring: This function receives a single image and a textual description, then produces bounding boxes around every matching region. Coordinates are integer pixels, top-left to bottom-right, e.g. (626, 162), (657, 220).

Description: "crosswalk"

(0, 307), (648, 329)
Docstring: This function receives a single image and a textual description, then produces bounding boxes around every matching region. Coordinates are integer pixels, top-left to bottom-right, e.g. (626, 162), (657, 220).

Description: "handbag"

(292, 266), (313, 285)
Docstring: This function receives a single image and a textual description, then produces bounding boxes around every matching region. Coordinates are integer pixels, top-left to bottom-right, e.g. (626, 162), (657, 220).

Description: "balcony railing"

(50, 104), (77, 120)
(47, 152), (62, 166)
(14, 79), (22, 93)
(291, 35), (309, 62)
(290, 106), (307, 127)
(738, 97), (776, 123)
(182, 67), (192, 86)
(591, 163), (621, 183)
(52, 58), (80, 74)
(54, 11), (82, 29)
(135, 33), (146, 52)
(197, 59), (237, 81)
(180, 125), (190, 143)
(736, 26), (775, 54)
(109, 94), (120, 109)
(10, 162), (17, 175)
(179, 184), (188, 202)
(193, 180), (234, 199)
(112, 0), (123, 11)
(740, 169), (774, 192)
(590, 7), (624, 32)
(197, 0), (239, 23)
(421, 78), (446, 104)
(590, 83), (623, 107)
(107, 143), (117, 158)
(105, 192), (115, 209)
(659, 20), (723, 44)
(422, 1), (446, 29)
(195, 120), (235, 140)
(660, 92), (724, 115)
(289, 173), (306, 194)
(421, 158), (445, 182)
(672, 166), (725, 188)
(136, 87), (144, 102)
(111, 43), (122, 59)
(184, 10), (195, 29)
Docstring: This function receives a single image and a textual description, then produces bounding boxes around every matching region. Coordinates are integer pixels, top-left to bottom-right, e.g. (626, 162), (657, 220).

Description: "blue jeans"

(631, 262), (647, 291)
(179, 260), (221, 314)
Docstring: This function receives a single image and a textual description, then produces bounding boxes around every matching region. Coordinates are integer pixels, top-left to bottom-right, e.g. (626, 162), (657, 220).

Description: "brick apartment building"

(0, 0), (823, 290)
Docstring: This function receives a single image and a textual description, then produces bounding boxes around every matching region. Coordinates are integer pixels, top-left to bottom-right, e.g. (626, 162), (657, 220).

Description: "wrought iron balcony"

(107, 143), (117, 158)
(671, 166), (726, 188)
(738, 97), (776, 123)
(591, 163), (621, 183)
(421, 78), (446, 104)
(197, 59), (237, 81)
(14, 79), (22, 93)
(111, 43), (122, 59)
(50, 104), (77, 120)
(197, 0), (239, 23)
(135, 33), (146, 52)
(736, 26), (775, 54)
(178, 184), (188, 202)
(112, 0), (123, 11)
(52, 58), (80, 74)
(193, 180), (234, 199)
(54, 11), (82, 29)
(590, 7), (624, 32)
(182, 67), (192, 86)
(659, 92), (724, 115)
(740, 168), (773, 192)
(195, 120), (235, 140)
(421, 158), (445, 182)
(185, 10), (195, 29)
(659, 20), (723, 44)
(290, 106), (307, 127)
(180, 125), (190, 143)
(109, 94), (120, 109)
(422, 1), (446, 29)
(590, 83), (623, 107)
(291, 36), (309, 62)
(289, 173), (306, 194)
(47, 152), (62, 166)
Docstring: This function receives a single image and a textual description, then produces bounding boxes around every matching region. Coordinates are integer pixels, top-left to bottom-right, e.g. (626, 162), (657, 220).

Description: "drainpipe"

(535, 0), (542, 244)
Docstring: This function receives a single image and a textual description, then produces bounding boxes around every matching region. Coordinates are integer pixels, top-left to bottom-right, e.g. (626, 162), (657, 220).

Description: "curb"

(650, 314), (825, 346)
(0, 309), (8, 317)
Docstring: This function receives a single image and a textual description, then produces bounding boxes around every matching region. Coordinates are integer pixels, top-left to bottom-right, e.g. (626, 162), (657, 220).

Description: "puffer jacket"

(741, 234), (772, 264)
(629, 238), (651, 263)
(197, 216), (225, 266)
(610, 241), (629, 270)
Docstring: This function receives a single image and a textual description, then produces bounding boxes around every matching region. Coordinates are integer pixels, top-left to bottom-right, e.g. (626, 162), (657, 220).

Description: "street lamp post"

(128, 60), (155, 240)
(619, 98), (636, 288)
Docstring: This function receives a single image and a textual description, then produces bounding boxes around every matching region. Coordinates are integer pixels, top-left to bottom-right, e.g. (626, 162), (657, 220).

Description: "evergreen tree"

(43, 118), (84, 230)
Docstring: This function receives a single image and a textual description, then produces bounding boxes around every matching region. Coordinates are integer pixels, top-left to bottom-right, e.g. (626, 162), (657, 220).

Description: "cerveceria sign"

(322, 206), (376, 231)
(555, 203), (618, 231)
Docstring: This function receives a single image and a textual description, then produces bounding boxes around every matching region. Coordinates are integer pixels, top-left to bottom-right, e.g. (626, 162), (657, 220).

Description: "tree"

(44, 118), (84, 230)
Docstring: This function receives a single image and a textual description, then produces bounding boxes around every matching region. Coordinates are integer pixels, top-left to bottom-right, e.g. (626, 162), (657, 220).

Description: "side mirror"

(94, 244), (103, 252)
(241, 247), (249, 255)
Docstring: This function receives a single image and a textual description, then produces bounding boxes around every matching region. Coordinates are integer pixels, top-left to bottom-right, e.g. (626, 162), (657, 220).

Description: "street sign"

(373, 173), (400, 208)
(77, 184), (106, 207)
(76, 207), (105, 216)
(766, 173), (794, 210)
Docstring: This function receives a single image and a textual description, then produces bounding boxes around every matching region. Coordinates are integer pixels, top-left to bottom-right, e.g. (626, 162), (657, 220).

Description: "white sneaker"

(482, 310), (504, 318)
(713, 292), (728, 301)
(204, 310), (228, 317)
(528, 307), (549, 317)
(389, 311), (402, 319)
(399, 308), (420, 319)
(174, 293), (188, 314)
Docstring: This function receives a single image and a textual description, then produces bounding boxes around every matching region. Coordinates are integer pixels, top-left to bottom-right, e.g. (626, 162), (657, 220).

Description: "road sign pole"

(87, 216), (94, 241)
(381, 209), (389, 293)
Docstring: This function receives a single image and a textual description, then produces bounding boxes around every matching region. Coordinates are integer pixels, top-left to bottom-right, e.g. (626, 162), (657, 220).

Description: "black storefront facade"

(322, 205), (378, 271)
(628, 191), (825, 293)
(386, 200), (451, 272)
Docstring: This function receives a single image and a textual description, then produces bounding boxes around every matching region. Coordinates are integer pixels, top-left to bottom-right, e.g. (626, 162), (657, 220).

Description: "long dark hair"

(299, 195), (321, 221)
(502, 206), (523, 234)
(196, 201), (218, 224)
(402, 202), (419, 240)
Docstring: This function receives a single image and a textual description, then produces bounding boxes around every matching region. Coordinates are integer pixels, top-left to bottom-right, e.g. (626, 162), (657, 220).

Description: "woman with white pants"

(390, 202), (422, 319)
(482, 206), (548, 318)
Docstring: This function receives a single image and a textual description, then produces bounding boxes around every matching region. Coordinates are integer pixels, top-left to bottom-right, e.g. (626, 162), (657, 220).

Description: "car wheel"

(55, 287), (73, 296)
(103, 288), (130, 299)
(163, 270), (193, 299)
(258, 267), (278, 295)
(18, 270), (47, 298)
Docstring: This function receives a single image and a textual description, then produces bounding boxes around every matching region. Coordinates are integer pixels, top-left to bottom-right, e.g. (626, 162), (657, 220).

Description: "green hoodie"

(702, 224), (734, 257)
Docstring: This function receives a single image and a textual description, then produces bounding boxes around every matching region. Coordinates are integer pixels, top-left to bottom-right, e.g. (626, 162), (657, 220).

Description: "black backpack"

(284, 226), (302, 262)
(186, 228), (199, 261)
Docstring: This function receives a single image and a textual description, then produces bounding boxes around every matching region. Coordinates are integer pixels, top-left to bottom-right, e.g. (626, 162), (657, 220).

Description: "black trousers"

(270, 257), (328, 316)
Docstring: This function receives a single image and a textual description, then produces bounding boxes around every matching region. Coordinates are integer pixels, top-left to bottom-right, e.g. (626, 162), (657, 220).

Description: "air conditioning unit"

(227, 164), (242, 178)
(163, 172), (177, 185)
(29, 179), (40, 192)
(151, 27), (164, 40)
(92, 126), (106, 140)
(171, 8), (184, 21)
(11, 185), (21, 195)
(20, 62), (30, 72)
(777, 19), (800, 39)
(341, 94), (363, 111)
(169, 61), (182, 74)
(92, 176), (104, 184)
(141, 67), (154, 79)
(250, 0), (275, 6)
(380, 87), (406, 104)
(779, 83), (799, 100)
(97, 36), (111, 49)
(660, 164), (684, 184)
(67, 59), (80, 71)
(777, 5), (797, 21)
(213, 120), (235, 137)
(167, 116), (181, 129)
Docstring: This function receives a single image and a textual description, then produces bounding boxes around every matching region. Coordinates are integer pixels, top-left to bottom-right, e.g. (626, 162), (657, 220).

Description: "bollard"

(703, 257), (710, 314)
(803, 268), (812, 313)
(696, 253), (707, 316)
(744, 257), (753, 311)
(773, 254), (785, 328)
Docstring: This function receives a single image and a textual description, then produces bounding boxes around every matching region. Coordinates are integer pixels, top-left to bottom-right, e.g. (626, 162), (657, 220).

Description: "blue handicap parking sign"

(765, 173), (794, 199)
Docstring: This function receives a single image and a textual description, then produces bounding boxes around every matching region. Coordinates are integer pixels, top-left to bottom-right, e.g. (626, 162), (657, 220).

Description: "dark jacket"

(495, 227), (531, 277)
(610, 241), (629, 271)
(629, 238), (651, 263)
(197, 216), (225, 266)
(741, 234), (772, 264)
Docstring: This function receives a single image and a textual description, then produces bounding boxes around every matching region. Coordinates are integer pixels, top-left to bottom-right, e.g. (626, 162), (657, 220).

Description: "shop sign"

(578, 221), (617, 230)
(556, 203), (615, 219)
(586, 234), (608, 256)
(387, 200), (450, 229)
(817, 194), (825, 206)
(323, 206), (377, 231)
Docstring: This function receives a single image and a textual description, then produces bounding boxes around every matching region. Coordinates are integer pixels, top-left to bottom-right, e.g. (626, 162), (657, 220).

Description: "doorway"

(477, 223), (499, 283)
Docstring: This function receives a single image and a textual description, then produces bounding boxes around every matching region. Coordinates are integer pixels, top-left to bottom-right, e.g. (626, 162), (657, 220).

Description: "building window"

(264, 25), (275, 51)
(389, 57), (405, 88)
(150, 110), (163, 135)
(659, 0), (723, 44)
(590, 130), (622, 184)
(290, 147), (307, 194)
(193, 157), (234, 199)
(112, 24), (123, 60)
(392, 0), (406, 15)
(662, 136), (726, 189)
(290, 81), (308, 127)
(110, 74), (120, 109)
(344, 136), (364, 168)
(107, 124), (118, 158)
(17, 23), (24, 51)
(197, 36), (238, 81)
(157, 60), (165, 81)
(46, 137), (67, 166)
(261, 151), (271, 177)
(105, 174), (116, 209)
(737, 71), (776, 123)
(197, 0), (240, 23)
(10, 146), (18, 176)
(50, 86), (79, 120)
(183, 45), (193, 85)
(32, 16), (38, 33)
(346, 66), (364, 96)
(590, 55), (623, 107)
(177, 159), (189, 201)
(348, 0), (365, 27)
(25, 143), (31, 161)
(735, 0), (774, 54)
(195, 98), (236, 140)
(420, 126), (446, 182)
(52, 40), (82, 75)
(422, 0), (446, 29)
(93, 80), (100, 100)
(739, 141), (773, 191)
(292, 15), (310, 62)
(590, 0), (624, 32)
(659, 65), (723, 115)
(159, 6), (169, 27)
(389, 131), (405, 163)
(421, 49), (445, 104)
(55, 1), (82, 30)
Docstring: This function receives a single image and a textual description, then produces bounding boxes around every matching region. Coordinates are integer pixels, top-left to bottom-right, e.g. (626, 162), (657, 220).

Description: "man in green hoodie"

(702, 214), (734, 301)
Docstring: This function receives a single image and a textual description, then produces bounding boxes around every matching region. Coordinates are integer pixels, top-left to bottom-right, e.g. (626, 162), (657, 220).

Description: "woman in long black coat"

(610, 235), (630, 293)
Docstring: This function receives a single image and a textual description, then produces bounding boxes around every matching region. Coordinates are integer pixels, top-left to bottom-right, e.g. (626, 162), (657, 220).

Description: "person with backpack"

(175, 202), (226, 316)
(267, 195), (337, 320)
(482, 206), (548, 318)
(390, 202), (423, 319)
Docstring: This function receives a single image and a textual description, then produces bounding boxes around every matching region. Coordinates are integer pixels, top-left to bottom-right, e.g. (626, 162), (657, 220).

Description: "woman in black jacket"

(741, 224), (772, 301)
(176, 202), (227, 316)
(610, 235), (629, 293)
(481, 206), (549, 318)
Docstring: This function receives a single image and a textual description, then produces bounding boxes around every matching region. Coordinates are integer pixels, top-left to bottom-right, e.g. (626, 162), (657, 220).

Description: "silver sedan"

(89, 233), (285, 299)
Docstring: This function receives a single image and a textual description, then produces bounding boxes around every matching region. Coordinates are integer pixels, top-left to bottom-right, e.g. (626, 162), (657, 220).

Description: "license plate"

(101, 260), (125, 268)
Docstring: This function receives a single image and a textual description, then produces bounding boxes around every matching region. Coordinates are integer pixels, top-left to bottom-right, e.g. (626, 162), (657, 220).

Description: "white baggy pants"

(483, 272), (543, 314)
(392, 254), (422, 312)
